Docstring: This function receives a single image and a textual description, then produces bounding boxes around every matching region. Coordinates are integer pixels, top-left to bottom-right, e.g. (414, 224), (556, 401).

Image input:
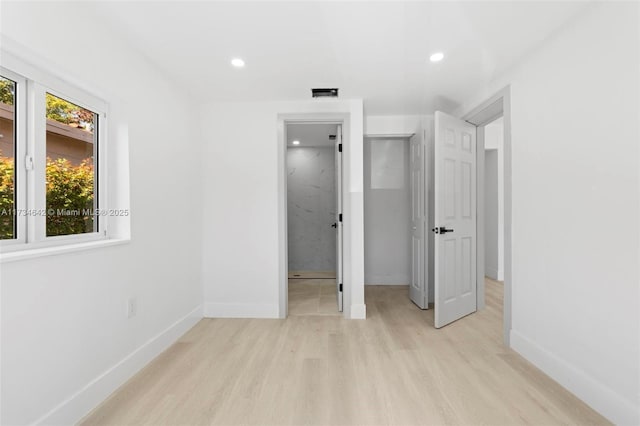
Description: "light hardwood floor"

(289, 274), (341, 317)
(81, 279), (609, 425)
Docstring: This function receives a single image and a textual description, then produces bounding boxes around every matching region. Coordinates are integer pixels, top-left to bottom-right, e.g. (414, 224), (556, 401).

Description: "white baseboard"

(204, 302), (279, 318)
(486, 267), (505, 281)
(34, 304), (203, 426)
(511, 330), (639, 425)
(350, 303), (366, 319)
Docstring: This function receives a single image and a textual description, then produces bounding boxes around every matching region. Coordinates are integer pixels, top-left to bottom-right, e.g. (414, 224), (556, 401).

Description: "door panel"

(434, 111), (477, 328)
(444, 159), (456, 219)
(409, 133), (427, 309)
(461, 237), (473, 295)
(443, 239), (456, 301)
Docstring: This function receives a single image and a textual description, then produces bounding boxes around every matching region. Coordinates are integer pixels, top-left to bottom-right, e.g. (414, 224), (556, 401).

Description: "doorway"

(483, 117), (504, 283)
(405, 98), (511, 341)
(464, 87), (512, 345)
(363, 137), (411, 285)
(481, 116), (506, 339)
(285, 122), (343, 316)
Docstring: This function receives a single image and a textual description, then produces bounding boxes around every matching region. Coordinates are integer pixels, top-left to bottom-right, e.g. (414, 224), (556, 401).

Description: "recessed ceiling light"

(292, 140), (300, 145)
(231, 58), (245, 68)
(429, 52), (444, 62)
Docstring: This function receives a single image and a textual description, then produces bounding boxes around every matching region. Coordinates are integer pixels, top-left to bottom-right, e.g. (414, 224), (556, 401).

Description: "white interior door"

(335, 125), (343, 312)
(434, 111), (477, 328)
(409, 133), (427, 309)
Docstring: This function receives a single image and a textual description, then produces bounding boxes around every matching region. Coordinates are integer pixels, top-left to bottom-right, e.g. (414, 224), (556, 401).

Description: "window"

(0, 76), (16, 240)
(45, 93), (98, 237)
(0, 61), (107, 252)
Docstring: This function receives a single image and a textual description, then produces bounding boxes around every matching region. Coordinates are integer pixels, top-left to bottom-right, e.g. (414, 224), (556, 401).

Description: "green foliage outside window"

(45, 158), (95, 236)
(0, 154), (94, 238)
(0, 76), (16, 239)
(46, 93), (95, 132)
(0, 153), (14, 239)
(0, 78), (14, 105)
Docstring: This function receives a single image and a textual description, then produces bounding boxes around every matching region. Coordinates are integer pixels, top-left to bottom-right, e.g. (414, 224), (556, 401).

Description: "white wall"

(287, 146), (336, 272)
(364, 115), (420, 137)
(364, 138), (411, 284)
(457, 3), (639, 424)
(200, 100), (364, 319)
(0, 3), (203, 425)
(484, 150), (499, 279)
(484, 118), (504, 281)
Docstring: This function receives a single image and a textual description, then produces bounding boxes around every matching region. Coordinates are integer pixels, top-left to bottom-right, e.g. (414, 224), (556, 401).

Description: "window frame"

(0, 57), (109, 253)
(0, 67), (27, 247)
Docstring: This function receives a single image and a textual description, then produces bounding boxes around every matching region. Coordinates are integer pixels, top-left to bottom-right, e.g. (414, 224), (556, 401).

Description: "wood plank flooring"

(289, 279), (341, 317)
(81, 279), (609, 425)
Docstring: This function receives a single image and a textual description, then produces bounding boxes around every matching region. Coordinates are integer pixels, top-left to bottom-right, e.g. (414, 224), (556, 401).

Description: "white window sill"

(0, 238), (130, 263)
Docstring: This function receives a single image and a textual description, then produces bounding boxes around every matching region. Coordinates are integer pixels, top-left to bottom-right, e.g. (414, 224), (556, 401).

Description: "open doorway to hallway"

(286, 123), (342, 316)
(483, 116), (505, 328)
(484, 117), (504, 283)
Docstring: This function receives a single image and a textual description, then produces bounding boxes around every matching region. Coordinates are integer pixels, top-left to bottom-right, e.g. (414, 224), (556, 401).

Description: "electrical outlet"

(127, 298), (137, 318)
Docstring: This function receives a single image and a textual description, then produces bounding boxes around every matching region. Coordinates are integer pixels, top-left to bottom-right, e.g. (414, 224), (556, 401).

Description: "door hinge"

(338, 143), (342, 152)
(339, 213), (342, 222)
(339, 284), (343, 292)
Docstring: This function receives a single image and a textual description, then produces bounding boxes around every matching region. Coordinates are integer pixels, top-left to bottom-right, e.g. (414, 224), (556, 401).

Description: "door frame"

(463, 86), (512, 346)
(277, 114), (350, 319)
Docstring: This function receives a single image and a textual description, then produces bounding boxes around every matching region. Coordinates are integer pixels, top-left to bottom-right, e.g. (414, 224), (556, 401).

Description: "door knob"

(432, 227), (454, 234)
(331, 223), (337, 228)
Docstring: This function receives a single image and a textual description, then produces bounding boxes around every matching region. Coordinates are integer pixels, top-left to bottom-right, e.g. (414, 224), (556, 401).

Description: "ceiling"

(93, 1), (592, 115)
(287, 123), (338, 148)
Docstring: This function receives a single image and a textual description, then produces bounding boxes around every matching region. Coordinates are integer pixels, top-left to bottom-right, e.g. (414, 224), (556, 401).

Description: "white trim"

(0, 237), (129, 263)
(335, 124), (344, 312)
(32, 82), (47, 239)
(33, 305), (203, 426)
(485, 267), (504, 282)
(463, 86), (512, 347)
(204, 303), (279, 319)
(511, 330), (639, 426)
(0, 67), (27, 246)
(349, 303), (366, 319)
(476, 124), (486, 310)
(278, 112), (354, 319)
(277, 118), (288, 318)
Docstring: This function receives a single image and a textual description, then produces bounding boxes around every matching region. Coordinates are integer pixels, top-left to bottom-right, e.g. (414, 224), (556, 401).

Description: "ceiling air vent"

(312, 88), (339, 98)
